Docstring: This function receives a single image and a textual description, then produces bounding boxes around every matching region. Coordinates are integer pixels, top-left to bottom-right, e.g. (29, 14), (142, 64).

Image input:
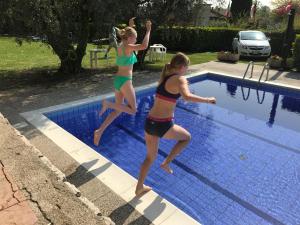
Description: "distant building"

(210, 7), (228, 21)
(192, 4), (228, 26)
(192, 3), (212, 26)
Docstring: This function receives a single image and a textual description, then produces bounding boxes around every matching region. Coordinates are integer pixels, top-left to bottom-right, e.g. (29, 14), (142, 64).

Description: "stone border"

(0, 113), (114, 225)
(20, 70), (300, 225)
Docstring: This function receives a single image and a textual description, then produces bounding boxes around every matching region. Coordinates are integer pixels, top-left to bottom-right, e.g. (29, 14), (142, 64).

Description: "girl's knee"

(185, 132), (191, 142)
(129, 106), (137, 115)
(113, 110), (122, 116)
(146, 154), (157, 163)
(132, 107), (137, 114)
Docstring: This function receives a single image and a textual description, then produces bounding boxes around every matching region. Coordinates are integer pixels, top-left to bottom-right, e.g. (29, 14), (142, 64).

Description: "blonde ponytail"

(159, 63), (170, 84)
(118, 27), (137, 40)
(158, 52), (190, 83)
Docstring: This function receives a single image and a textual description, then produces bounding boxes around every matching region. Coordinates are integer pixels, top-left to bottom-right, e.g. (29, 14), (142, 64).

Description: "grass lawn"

(0, 37), (222, 72)
(0, 36), (267, 78)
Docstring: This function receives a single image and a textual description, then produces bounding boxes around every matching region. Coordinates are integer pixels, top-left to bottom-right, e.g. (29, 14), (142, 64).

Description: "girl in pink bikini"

(135, 53), (216, 196)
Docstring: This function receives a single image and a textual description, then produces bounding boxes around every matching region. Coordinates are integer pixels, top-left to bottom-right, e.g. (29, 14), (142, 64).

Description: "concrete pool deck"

(0, 61), (300, 224)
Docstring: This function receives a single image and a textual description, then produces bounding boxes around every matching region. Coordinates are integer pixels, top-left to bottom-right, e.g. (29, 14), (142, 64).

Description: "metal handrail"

(243, 61), (254, 79)
(241, 86), (251, 101)
(256, 89), (266, 104)
(258, 63), (270, 83)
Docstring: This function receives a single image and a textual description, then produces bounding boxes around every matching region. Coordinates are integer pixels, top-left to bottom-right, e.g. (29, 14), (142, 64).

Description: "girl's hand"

(145, 20), (152, 31)
(206, 97), (216, 104)
(129, 17), (136, 27)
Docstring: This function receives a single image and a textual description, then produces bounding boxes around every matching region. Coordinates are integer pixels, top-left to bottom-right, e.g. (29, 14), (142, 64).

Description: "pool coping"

(20, 70), (300, 225)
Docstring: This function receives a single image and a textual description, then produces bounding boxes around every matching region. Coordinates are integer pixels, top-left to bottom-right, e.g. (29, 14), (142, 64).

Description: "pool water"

(46, 74), (300, 225)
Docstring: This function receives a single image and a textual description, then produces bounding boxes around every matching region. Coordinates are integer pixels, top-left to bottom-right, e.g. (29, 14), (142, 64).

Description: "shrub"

(151, 26), (239, 52)
(265, 31), (285, 55)
(294, 34), (300, 71)
(152, 26), (284, 55)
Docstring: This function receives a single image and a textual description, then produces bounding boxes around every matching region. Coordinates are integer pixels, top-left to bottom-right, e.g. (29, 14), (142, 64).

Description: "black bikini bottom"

(144, 116), (174, 138)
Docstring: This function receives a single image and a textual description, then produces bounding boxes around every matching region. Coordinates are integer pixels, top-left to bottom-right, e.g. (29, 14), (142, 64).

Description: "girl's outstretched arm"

(128, 20), (152, 51)
(179, 76), (216, 104)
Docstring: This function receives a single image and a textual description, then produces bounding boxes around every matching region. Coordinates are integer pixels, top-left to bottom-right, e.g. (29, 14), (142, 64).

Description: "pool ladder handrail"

(258, 62), (270, 83)
(256, 89), (266, 104)
(241, 85), (251, 101)
(243, 61), (254, 79)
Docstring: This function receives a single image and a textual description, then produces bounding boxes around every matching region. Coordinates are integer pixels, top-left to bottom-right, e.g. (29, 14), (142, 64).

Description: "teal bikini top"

(116, 46), (137, 66)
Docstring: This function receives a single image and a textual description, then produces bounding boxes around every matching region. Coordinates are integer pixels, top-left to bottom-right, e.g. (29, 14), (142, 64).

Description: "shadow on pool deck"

(109, 196), (166, 225)
(67, 160), (112, 188)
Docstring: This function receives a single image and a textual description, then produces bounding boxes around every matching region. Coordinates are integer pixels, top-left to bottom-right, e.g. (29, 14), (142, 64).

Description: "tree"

(0, 0), (134, 74)
(272, 0), (300, 16)
(255, 5), (273, 29)
(0, 0), (209, 73)
(231, 0), (253, 20)
(272, 0), (300, 9)
(207, 0), (227, 8)
(133, 0), (204, 66)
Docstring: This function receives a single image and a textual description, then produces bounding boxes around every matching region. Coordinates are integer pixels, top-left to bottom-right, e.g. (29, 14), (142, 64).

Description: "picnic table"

(89, 48), (107, 68)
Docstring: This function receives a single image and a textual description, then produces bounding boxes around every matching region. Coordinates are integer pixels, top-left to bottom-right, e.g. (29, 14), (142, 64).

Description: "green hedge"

(265, 31), (285, 55)
(151, 27), (239, 52)
(151, 26), (284, 54)
(294, 34), (300, 71)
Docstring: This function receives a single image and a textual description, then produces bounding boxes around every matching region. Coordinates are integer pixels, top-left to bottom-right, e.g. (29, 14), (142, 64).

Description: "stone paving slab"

(0, 113), (108, 225)
(0, 164), (28, 211)
(0, 201), (38, 225)
(0, 162), (38, 225)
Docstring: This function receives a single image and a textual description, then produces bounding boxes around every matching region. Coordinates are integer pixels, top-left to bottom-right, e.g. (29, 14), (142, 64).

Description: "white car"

(232, 31), (271, 57)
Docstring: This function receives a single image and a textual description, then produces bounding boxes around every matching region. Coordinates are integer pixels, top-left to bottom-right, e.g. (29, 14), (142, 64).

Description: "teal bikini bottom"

(113, 75), (132, 91)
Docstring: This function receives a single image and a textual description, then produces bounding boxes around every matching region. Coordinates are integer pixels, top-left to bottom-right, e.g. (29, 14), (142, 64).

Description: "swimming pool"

(43, 73), (300, 225)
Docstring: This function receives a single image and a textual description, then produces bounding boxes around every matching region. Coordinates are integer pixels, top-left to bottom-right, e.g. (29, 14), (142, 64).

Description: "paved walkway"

(189, 61), (300, 88)
(0, 114), (108, 225)
(0, 164), (37, 225)
(0, 61), (299, 224)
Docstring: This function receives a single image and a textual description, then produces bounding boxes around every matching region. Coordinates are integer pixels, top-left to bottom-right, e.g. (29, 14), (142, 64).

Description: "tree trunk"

(231, 0), (252, 21)
(58, 0), (89, 74)
(135, 49), (148, 69)
(49, 0), (89, 75)
(59, 55), (83, 74)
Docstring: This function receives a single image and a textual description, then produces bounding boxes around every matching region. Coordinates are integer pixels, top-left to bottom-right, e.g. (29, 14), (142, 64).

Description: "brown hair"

(118, 27), (137, 40)
(159, 52), (190, 83)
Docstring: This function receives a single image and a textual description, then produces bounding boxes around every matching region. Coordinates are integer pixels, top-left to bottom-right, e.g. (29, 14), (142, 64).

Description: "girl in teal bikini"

(94, 20), (152, 146)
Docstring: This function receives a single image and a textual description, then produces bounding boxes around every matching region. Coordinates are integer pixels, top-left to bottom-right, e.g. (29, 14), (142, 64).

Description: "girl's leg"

(135, 133), (159, 196)
(100, 80), (137, 116)
(160, 125), (191, 174)
(94, 91), (124, 146)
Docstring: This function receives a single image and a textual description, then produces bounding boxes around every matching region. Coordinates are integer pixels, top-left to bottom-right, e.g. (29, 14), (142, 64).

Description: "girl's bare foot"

(99, 100), (108, 117)
(94, 129), (104, 146)
(135, 185), (152, 197)
(160, 163), (173, 174)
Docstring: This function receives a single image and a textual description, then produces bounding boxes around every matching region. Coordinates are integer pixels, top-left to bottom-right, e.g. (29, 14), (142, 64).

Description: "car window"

(240, 32), (267, 41)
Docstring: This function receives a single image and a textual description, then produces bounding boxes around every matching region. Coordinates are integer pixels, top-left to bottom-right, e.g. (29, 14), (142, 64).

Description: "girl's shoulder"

(172, 74), (184, 79)
(118, 44), (133, 56)
(177, 75), (188, 83)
